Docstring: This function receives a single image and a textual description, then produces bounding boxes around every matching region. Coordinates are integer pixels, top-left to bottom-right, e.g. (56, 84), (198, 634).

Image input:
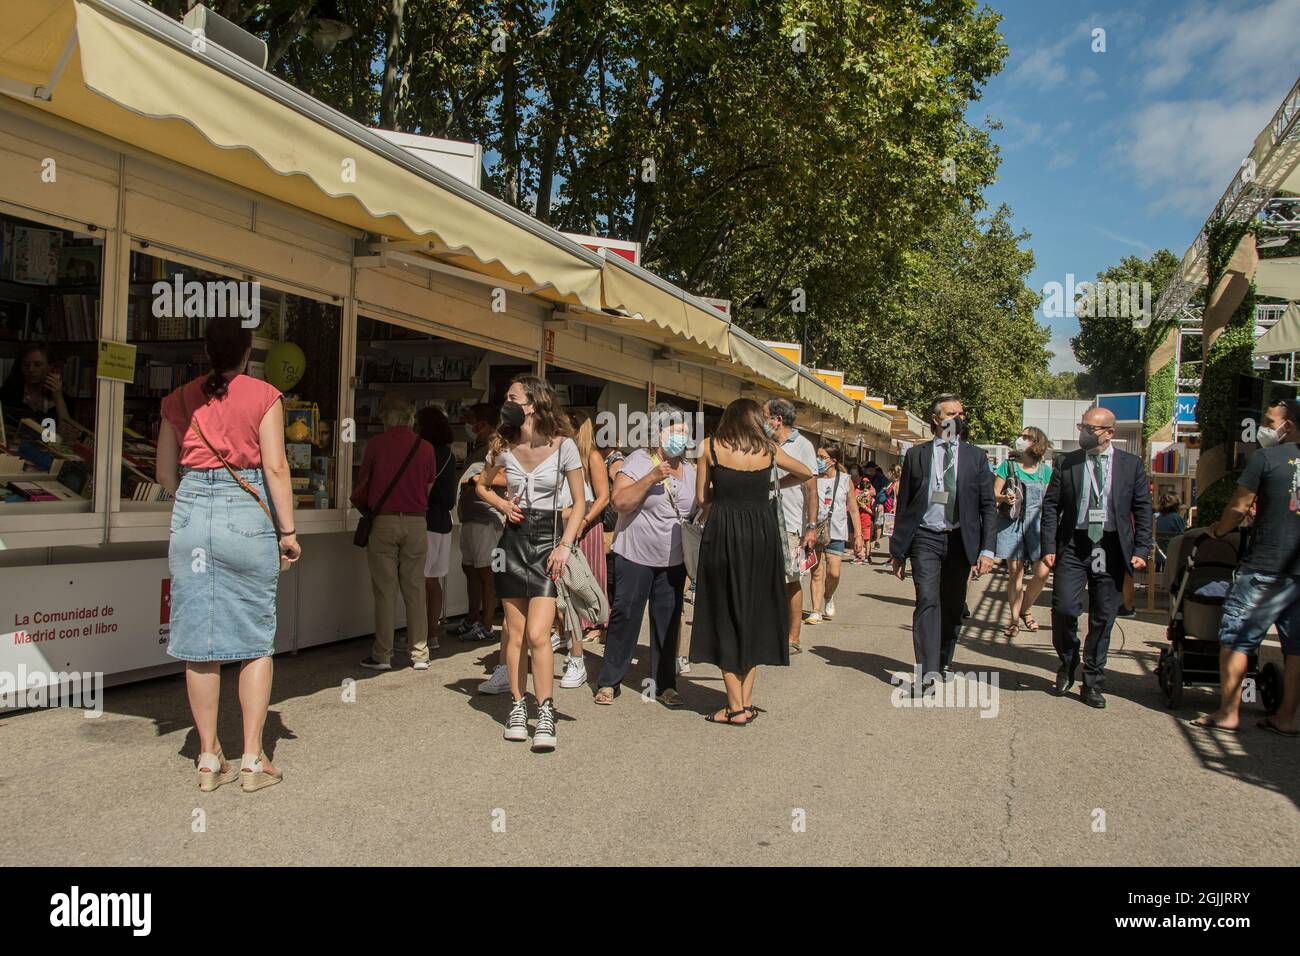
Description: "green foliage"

(1144, 359), (1175, 441)
(1035, 370), (1090, 400)
(1193, 475), (1237, 527)
(1071, 249), (1180, 394)
(761, 202), (1048, 445)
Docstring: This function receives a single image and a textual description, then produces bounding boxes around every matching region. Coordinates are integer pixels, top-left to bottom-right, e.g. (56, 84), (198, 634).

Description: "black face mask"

(500, 401), (526, 430)
(933, 414), (968, 440)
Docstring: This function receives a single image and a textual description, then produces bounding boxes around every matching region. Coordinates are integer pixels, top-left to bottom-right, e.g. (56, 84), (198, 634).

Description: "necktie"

(1087, 455), (1105, 543)
(943, 442), (957, 525)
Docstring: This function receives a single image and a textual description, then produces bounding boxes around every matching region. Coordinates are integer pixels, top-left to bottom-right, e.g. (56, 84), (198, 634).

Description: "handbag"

(188, 418), (292, 574)
(998, 459), (1024, 520)
(651, 451), (703, 578)
(353, 435), (424, 548)
(772, 456), (803, 582)
(814, 470), (841, 548)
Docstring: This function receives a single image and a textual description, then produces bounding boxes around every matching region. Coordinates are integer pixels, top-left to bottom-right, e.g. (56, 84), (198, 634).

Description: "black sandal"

(705, 708), (751, 727)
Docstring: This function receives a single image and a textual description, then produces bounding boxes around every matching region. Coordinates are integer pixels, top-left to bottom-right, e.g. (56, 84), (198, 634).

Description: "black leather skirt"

(494, 508), (562, 599)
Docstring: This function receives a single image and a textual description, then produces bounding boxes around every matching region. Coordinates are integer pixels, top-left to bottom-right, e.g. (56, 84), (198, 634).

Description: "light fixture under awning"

(0, 0), (604, 309)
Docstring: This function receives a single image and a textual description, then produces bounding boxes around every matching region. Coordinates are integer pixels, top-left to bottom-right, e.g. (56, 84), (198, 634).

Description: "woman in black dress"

(691, 398), (815, 726)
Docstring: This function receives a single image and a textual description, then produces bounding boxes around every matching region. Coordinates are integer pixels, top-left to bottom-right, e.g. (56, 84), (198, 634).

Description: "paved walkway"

(3, 559), (1297, 865)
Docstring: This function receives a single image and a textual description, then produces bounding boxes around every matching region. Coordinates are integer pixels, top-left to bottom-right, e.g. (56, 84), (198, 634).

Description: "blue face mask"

(816, 458), (828, 475)
(661, 431), (688, 458)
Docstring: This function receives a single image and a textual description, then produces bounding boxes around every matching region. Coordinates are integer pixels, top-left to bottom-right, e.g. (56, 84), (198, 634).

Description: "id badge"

(1087, 508), (1106, 524)
(932, 490), (950, 505)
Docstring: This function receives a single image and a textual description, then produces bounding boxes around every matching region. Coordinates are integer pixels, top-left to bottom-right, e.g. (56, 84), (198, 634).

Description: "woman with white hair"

(353, 394), (439, 671)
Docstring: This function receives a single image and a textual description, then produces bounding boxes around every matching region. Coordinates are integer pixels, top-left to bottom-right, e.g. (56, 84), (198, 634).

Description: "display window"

(0, 211), (104, 513)
(122, 249), (342, 511)
(352, 314), (531, 488)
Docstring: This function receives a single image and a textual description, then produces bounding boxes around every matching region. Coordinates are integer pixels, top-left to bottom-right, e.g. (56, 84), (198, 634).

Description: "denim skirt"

(167, 467), (280, 662)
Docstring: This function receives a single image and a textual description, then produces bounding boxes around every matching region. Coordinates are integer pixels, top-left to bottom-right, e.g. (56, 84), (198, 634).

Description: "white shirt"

(776, 429), (818, 533)
(1075, 445), (1116, 531)
(920, 438), (994, 560)
(922, 439), (961, 532)
(489, 438), (582, 511)
(817, 471), (851, 541)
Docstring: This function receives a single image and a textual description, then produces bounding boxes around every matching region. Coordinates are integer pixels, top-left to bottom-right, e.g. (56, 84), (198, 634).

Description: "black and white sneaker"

(359, 656), (391, 671)
(532, 697), (557, 752)
(504, 697), (529, 742)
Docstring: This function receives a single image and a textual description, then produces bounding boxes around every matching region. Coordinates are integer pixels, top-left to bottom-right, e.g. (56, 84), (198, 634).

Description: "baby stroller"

(1156, 528), (1283, 710)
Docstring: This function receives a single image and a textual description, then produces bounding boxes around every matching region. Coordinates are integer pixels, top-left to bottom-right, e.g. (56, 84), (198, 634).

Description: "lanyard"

(933, 442), (955, 492)
(1085, 453), (1108, 506)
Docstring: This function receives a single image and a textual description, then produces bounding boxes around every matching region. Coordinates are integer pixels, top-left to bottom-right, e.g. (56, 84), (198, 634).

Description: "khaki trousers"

(367, 515), (429, 663)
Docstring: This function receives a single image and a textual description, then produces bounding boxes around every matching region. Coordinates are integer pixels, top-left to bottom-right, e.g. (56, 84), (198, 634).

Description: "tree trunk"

(379, 0), (406, 129)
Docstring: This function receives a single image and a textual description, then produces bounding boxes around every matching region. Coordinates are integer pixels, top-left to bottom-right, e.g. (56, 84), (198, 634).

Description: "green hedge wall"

(1144, 358), (1175, 441)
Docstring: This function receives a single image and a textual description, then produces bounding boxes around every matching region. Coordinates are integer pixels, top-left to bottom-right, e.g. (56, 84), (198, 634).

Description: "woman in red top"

(157, 317), (301, 793)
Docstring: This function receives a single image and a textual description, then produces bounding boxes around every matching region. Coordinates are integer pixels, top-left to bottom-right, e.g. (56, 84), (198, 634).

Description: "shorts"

(460, 521), (502, 569)
(1218, 566), (1300, 655)
(424, 531), (452, 578)
(825, 539), (847, 556)
(785, 532), (803, 585)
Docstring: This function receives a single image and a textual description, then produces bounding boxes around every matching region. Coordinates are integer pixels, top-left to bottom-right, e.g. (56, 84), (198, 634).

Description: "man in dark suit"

(891, 394), (997, 691)
(1041, 406), (1152, 708)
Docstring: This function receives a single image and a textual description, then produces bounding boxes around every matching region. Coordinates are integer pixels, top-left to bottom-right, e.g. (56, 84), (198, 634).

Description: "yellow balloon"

(266, 342), (306, 391)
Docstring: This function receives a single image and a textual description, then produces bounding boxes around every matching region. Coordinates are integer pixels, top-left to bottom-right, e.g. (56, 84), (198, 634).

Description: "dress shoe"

(1053, 665), (1076, 695)
(1082, 686), (1106, 709)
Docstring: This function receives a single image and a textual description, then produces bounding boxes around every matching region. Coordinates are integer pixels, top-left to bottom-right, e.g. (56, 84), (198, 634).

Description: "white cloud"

(1093, 226), (1151, 252)
(1122, 96), (1279, 214)
(1048, 332), (1083, 373)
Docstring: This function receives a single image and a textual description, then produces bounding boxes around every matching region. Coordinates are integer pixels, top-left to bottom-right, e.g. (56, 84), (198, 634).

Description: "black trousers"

(1051, 530), (1124, 691)
(596, 555), (687, 694)
(908, 527), (971, 681)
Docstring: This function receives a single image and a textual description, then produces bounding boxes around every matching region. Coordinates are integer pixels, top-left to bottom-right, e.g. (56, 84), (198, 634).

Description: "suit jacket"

(889, 439), (997, 565)
(1040, 446), (1152, 563)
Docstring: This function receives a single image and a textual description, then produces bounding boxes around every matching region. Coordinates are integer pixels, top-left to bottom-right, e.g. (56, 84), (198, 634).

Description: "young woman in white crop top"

(476, 375), (586, 752)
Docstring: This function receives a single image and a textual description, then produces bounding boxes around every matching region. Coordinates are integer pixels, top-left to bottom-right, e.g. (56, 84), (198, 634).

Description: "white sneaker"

(805, 612), (823, 626)
(478, 664), (511, 695)
(412, 660), (430, 671)
(824, 599), (836, 620)
(550, 630), (565, 652)
(531, 697), (557, 752)
(676, 656), (691, 675)
(560, 656), (587, 688)
(504, 697), (529, 742)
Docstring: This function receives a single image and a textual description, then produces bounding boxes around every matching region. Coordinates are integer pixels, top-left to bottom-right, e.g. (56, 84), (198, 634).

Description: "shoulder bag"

(189, 417), (292, 573)
(353, 435), (424, 548)
(651, 450), (703, 579)
(998, 459), (1025, 521)
(814, 469), (841, 548)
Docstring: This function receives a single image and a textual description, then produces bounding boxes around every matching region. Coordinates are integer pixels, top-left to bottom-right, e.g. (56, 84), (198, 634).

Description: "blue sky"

(978, 0), (1300, 372)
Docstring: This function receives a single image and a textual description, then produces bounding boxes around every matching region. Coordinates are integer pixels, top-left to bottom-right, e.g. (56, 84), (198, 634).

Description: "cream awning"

(727, 331), (800, 393)
(599, 253), (731, 358)
(1, 0), (604, 308)
(1256, 257), (1300, 300)
(1255, 302), (1300, 355)
(798, 373), (855, 420)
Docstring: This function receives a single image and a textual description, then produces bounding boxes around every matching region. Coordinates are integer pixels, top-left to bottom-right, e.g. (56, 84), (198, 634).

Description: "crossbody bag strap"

(368, 435), (424, 515)
(190, 417), (279, 533)
(650, 450), (684, 521)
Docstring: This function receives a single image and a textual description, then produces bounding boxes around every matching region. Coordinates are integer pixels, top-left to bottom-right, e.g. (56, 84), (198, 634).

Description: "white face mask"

(1014, 437), (1031, 452)
(1258, 426), (1284, 447)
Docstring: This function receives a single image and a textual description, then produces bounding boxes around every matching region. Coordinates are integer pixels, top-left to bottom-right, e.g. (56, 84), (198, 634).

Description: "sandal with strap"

(1020, 613), (1039, 632)
(196, 750), (239, 792)
(1003, 622), (1019, 638)
(593, 685), (621, 705)
(705, 707), (752, 727)
(240, 751), (283, 792)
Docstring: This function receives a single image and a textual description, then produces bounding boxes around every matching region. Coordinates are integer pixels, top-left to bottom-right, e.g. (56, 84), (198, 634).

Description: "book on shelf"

(6, 479), (59, 502)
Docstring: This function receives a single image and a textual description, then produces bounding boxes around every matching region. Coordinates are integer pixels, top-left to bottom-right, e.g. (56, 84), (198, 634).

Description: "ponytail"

(203, 317), (252, 399)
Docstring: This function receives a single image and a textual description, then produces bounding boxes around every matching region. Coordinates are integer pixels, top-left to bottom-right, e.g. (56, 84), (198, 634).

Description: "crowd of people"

(156, 319), (1300, 785)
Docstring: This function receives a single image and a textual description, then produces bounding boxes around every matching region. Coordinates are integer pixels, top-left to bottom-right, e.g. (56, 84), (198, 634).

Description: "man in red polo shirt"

(357, 395), (438, 671)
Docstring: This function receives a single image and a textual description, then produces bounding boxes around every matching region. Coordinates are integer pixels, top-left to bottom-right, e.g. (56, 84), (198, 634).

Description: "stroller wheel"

(1259, 662), (1282, 715)
(1157, 647), (1169, 695)
(1166, 653), (1184, 709)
